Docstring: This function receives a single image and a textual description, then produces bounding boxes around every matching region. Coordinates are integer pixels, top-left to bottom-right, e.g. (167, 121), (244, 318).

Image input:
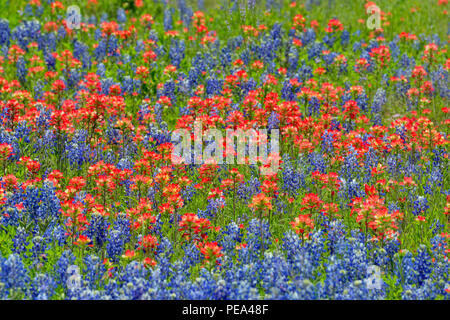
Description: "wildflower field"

(0, 0), (449, 300)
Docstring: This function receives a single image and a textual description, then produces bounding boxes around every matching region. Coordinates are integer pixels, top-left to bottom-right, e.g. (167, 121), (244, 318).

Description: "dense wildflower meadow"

(0, 0), (449, 300)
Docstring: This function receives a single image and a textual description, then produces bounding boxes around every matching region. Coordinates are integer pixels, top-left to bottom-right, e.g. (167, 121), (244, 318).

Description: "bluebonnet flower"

(239, 78), (257, 97)
(336, 279), (384, 300)
(237, 176), (261, 201)
(16, 56), (27, 84)
(117, 8), (126, 24)
(181, 6), (193, 28)
(22, 182), (61, 231)
(267, 111), (279, 130)
(282, 230), (304, 263)
(370, 88), (386, 125)
(33, 80), (45, 100)
(297, 62), (313, 82)
(94, 39), (107, 61)
(322, 52), (338, 67)
(30, 273), (57, 300)
(144, 123), (171, 147)
(117, 262), (154, 299)
(0, 254), (30, 299)
(54, 250), (76, 287)
(341, 30), (350, 47)
(386, 153), (402, 177)
(280, 156), (305, 196)
(12, 226), (29, 254)
(169, 39), (185, 68)
(33, 126), (53, 154)
(339, 145), (359, 180)
(39, 32), (57, 53)
(121, 75), (136, 95)
(326, 220), (347, 256)
(301, 28), (316, 46)
(12, 121), (31, 145)
(83, 255), (106, 290)
(161, 79), (177, 102)
(240, 219), (271, 263)
(217, 222), (244, 255)
(430, 220), (445, 236)
(44, 50), (56, 70)
(412, 196), (429, 216)
(86, 211), (109, 253)
(322, 35), (335, 48)
(96, 62), (106, 78)
(309, 151), (326, 173)
(372, 248), (389, 271)
(201, 197), (225, 220)
(240, 48), (250, 65)
(308, 96), (321, 116)
(50, 224), (66, 247)
(57, 25), (67, 40)
(65, 129), (96, 168)
(99, 12), (109, 23)
(308, 42), (325, 61)
(343, 178), (364, 201)
(257, 251), (292, 298)
(389, 39), (400, 61)
(221, 263), (260, 299)
(12, 19), (40, 49)
(287, 47), (299, 75)
(319, 256), (347, 299)
(356, 91), (368, 111)
(335, 235), (368, 281)
(106, 213), (131, 262)
(388, 201), (400, 214)
(398, 56), (411, 75)
(67, 68), (81, 88)
(393, 250), (415, 287)
(187, 64), (202, 88)
(219, 47), (232, 69)
(281, 79), (294, 101)
(413, 245), (432, 286)
(135, 39), (145, 55)
(0, 19), (11, 46)
(180, 243), (202, 270)
(163, 7), (174, 31)
(430, 66), (449, 99)
(362, 147), (378, 182)
(29, 236), (46, 265)
(73, 39), (88, 60)
(205, 76), (223, 96)
(107, 35), (120, 57)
